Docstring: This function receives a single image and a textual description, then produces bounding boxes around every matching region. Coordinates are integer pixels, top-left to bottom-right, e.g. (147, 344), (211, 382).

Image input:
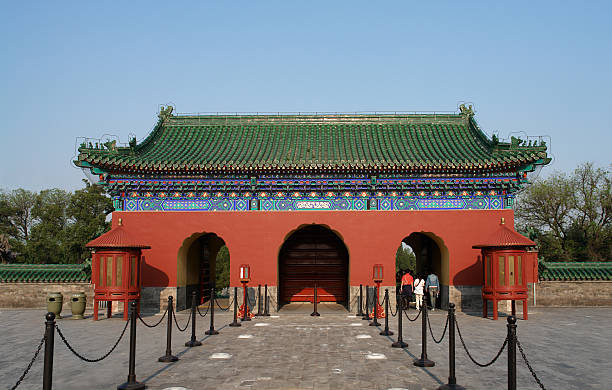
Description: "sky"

(1, 1), (611, 192)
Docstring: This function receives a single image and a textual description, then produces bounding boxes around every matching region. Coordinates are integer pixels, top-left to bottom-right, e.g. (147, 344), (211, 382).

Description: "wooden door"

(279, 226), (348, 303)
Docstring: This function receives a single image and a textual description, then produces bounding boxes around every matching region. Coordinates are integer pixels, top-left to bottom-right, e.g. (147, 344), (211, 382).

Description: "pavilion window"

(99, 257), (104, 286)
(106, 256), (113, 286)
(116, 256), (123, 287)
(485, 255), (491, 286)
(130, 256), (136, 287)
(498, 256), (505, 286)
(518, 256), (522, 285)
(508, 255), (515, 286)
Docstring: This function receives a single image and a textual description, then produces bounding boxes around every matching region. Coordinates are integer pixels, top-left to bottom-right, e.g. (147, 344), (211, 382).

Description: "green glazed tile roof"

(0, 264), (91, 283)
(539, 262), (612, 281)
(76, 108), (550, 175)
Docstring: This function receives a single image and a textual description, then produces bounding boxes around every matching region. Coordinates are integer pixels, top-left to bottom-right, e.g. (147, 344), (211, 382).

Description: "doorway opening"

(396, 232), (447, 309)
(278, 225), (348, 305)
(178, 232), (229, 308)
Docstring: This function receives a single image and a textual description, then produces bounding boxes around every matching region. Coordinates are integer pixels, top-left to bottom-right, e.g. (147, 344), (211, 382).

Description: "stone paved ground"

(1, 305), (611, 390)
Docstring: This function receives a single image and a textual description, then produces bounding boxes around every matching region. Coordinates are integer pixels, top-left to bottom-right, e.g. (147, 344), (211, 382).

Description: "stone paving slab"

(1, 306), (611, 389)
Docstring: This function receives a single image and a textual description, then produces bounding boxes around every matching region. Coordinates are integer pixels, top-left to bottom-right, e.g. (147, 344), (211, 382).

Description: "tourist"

(400, 269), (414, 310)
(425, 271), (440, 310)
(414, 274), (425, 311)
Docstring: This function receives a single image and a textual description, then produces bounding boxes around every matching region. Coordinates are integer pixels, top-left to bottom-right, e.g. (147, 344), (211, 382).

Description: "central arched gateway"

(279, 225), (348, 304)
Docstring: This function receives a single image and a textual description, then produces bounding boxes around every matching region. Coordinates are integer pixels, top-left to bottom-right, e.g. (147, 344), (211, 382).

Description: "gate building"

(75, 104), (549, 312)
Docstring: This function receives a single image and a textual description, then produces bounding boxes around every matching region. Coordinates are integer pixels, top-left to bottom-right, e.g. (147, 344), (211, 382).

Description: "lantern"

(372, 264), (384, 283)
(238, 264), (254, 320)
(239, 264), (251, 283)
(370, 264), (385, 318)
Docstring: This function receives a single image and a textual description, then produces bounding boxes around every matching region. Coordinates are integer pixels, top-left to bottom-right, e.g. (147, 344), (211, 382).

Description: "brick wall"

(0, 283), (94, 310)
(533, 281), (612, 306)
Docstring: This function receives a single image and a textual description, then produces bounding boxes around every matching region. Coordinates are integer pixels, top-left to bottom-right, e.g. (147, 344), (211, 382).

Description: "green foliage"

(396, 244), (416, 272)
(63, 181), (113, 263)
(0, 181), (112, 264)
(27, 189), (71, 263)
(215, 245), (230, 290)
(517, 162), (611, 262)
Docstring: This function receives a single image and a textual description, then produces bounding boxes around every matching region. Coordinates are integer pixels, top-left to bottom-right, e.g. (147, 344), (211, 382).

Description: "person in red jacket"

(400, 269), (414, 310)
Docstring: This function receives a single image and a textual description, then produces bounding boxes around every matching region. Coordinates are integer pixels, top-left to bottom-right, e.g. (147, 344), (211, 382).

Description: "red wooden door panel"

(279, 226), (348, 303)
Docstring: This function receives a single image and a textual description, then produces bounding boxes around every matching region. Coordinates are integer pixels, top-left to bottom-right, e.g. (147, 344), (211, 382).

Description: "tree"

(570, 163), (612, 261)
(215, 246), (230, 290)
(516, 162), (612, 262)
(396, 244), (416, 272)
(516, 172), (575, 261)
(0, 189), (36, 242)
(0, 189), (37, 261)
(64, 181), (113, 263)
(0, 234), (17, 263)
(27, 189), (71, 263)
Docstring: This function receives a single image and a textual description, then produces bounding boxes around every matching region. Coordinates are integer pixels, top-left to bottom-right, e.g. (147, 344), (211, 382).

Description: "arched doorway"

(177, 232), (228, 308)
(396, 232), (448, 309)
(279, 225), (348, 305)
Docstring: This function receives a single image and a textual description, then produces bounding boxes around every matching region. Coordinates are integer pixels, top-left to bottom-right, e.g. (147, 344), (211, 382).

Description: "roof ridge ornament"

(458, 103), (474, 118)
(158, 105), (174, 121)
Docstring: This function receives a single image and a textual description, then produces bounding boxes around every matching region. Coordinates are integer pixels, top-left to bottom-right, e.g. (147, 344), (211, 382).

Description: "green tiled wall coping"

(0, 263), (91, 283)
(539, 261), (612, 281)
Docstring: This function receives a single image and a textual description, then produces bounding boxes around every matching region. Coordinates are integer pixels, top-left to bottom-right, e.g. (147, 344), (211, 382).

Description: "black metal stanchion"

(507, 316), (517, 390)
(205, 286), (219, 335)
(230, 286), (241, 327)
(414, 301), (435, 367)
(158, 296), (178, 362)
(356, 284), (364, 317)
(255, 284), (262, 316)
(369, 286), (380, 326)
(380, 289), (393, 336)
(392, 299), (408, 348)
(185, 291), (202, 347)
(118, 301), (145, 390)
(362, 285), (371, 320)
(310, 282), (320, 316)
(438, 303), (465, 390)
(263, 284), (270, 316)
(42, 312), (55, 390)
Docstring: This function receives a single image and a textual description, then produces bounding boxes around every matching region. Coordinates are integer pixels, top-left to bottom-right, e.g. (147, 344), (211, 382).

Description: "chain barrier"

(10, 335), (45, 390)
(455, 319), (507, 367)
(517, 338), (547, 390)
(137, 308), (168, 328)
(215, 296), (234, 311)
(173, 310), (191, 332)
(268, 294), (278, 307)
(427, 313), (449, 344)
(388, 304), (397, 317)
(197, 302), (211, 318)
(404, 308), (421, 322)
(55, 320), (129, 363)
(387, 298), (398, 317)
(348, 294), (358, 309)
(247, 291), (257, 307)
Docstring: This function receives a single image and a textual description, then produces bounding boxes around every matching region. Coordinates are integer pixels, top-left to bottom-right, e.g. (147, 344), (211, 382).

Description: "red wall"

(111, 209), (515, 288)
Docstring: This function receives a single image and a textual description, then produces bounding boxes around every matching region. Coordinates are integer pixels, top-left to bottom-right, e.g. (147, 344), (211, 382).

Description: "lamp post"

(371, 264), (385, 321)
(238, 264), (253, 321)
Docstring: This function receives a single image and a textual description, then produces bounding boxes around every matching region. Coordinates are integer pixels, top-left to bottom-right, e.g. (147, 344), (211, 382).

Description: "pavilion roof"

(86, 220), (150, 249)
(75, 106), (550, 175)
(472, 218), (536, 248)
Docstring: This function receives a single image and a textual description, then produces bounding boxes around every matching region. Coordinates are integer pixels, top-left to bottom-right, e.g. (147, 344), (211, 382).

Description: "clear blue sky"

(1, 1), (610, 191)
